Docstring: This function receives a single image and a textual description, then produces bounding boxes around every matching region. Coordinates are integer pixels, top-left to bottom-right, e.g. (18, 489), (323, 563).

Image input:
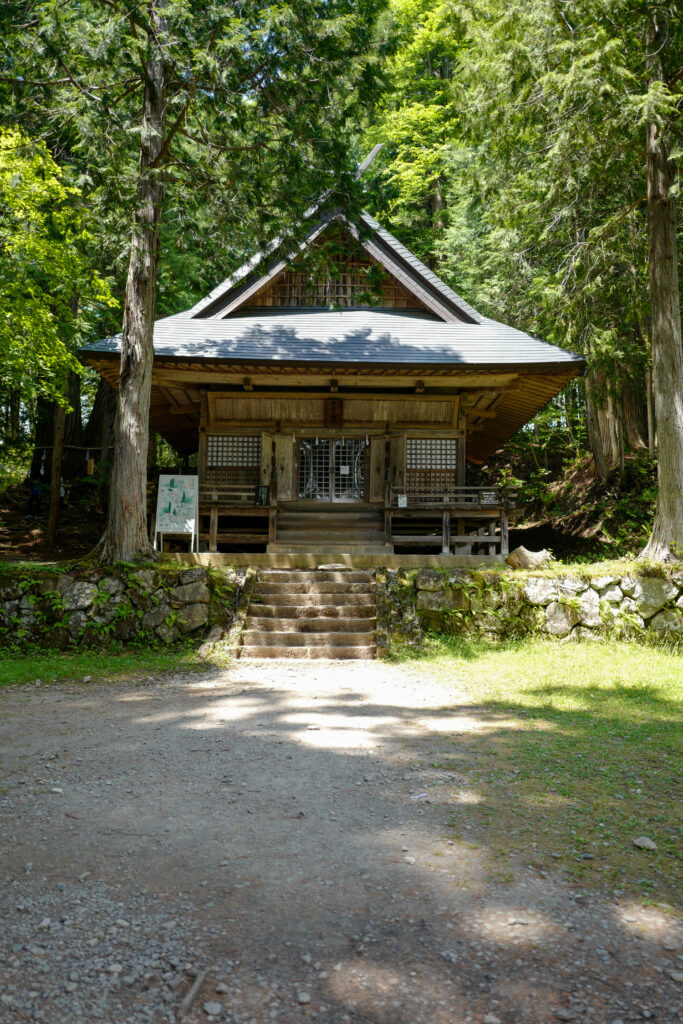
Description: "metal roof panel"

(83, 309), (584, 369)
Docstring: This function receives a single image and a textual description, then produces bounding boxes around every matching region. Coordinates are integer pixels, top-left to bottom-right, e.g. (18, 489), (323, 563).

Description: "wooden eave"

(83, 350), (582, 460)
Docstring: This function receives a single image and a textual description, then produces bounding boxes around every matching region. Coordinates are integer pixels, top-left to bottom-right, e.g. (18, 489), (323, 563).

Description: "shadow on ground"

(0, 661), (680, 1024)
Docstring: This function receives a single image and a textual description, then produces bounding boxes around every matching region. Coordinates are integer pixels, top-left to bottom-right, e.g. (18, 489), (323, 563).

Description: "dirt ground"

(1, 660), (681, 1024)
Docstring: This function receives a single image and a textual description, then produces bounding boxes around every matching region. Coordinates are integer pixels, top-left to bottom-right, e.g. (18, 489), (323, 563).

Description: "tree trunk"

(83, 378), (115, 456)
(584, 374), (609, 483)
(640, 35), (683, 560)
(29, 395), (54, 480)
(623, 379), (647, 452)
(7, 390), (20, 443)
(645, 365), (655, 458)
(429, 179), (446, 269)
(100, 4), (167, 563)
(62, 370), (85, 480)
(47, 400), (66, 545)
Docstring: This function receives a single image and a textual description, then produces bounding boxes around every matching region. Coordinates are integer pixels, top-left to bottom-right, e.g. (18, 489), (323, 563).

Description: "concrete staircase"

(239, 569), (377, 659)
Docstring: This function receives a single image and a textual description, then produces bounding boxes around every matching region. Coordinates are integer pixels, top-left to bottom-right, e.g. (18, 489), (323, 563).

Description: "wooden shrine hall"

(83, 207), (584, 561)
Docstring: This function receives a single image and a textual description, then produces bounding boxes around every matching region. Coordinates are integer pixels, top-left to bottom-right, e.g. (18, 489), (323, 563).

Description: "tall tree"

(5, 0), (386, 561)
(0, 127), (110, 408)
(365, 0), (682, 553)
(640, 6), (683, 559)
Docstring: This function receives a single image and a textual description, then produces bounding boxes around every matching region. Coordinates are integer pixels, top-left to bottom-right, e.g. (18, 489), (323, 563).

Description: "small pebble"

(203, 1002), (223, 1016)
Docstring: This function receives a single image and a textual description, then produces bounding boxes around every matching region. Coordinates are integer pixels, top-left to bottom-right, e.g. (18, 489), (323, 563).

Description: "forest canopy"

(0, 0), (681, 560)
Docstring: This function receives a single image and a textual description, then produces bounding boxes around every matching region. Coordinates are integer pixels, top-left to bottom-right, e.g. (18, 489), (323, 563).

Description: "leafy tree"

(0, 127), (111, 408)
(365, 0), (682, 558)
(363, 0), (463, 261)
(449, 0), (681, 557)
(5, 0), (386, 561)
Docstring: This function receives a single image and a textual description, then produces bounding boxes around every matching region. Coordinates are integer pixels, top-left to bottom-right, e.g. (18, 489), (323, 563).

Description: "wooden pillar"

(457, 434), (466, 490)
(269, 508), (277, 544)
(270, 438), (277, 504)
(441, 510), (450, 554)
(384, 509), (392, 546)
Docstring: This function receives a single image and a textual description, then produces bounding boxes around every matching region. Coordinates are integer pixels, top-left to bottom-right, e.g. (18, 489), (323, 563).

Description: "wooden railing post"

(209, 506), (218, 552)
(384, 509), (392, 547)
(441, 510), (450, 554)
(500, 509), (509, 557)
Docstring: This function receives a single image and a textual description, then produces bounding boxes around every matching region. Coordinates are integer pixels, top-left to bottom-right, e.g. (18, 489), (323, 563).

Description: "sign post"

(154, 475), (198, 553)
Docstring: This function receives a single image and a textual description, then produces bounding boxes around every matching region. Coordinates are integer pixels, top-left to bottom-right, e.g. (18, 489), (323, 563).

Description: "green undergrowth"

(0, 645), (208, 688)
(405, 637), (682, 905)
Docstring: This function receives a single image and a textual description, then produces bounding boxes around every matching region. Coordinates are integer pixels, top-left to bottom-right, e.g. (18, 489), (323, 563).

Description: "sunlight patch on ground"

(413, 712), (523, 734)
(465, 905), (560, 945)
(283, 711), (414, 749)
(615, 901), (680, 942)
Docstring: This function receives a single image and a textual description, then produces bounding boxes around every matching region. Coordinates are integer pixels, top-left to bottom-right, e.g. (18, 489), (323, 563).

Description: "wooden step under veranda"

(239, 569), (377, 659)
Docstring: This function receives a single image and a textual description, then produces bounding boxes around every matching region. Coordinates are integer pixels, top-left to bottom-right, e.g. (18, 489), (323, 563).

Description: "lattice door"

(298, 438), (366, 502)
(406, 438), (458, 497)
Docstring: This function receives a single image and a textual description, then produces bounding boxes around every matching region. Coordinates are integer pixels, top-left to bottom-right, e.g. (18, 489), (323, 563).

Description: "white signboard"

(154, 475), (198, 552)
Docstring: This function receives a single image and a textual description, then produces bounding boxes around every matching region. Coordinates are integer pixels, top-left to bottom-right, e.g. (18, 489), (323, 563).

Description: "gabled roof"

(188, 209), (482, 325)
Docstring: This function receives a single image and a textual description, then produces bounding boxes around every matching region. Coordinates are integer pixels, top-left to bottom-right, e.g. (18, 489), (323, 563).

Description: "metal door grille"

(298, 438), (366, 502)
(298, 439), (331, 500)
(333, 439), (365, 501)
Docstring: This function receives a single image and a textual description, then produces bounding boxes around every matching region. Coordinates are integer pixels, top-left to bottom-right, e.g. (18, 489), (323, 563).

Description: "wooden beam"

(169, 403), (199, 416)
(149, 366), (521, 389)
(465, 409), (497, 419)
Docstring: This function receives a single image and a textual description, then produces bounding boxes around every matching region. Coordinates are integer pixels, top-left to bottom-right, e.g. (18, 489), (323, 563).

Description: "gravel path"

(1, 660), (681, 1024)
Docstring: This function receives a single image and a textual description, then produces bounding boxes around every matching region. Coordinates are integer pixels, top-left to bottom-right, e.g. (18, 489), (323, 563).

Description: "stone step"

(249, 602), (376, 618)
(245, 616), (376, 633)
(255, 581), (375, 595)
(242, 631), (375, 647)
(250, 589), (376, 602)
(239, 646), (376, 660)
(256, 570), (373, 584)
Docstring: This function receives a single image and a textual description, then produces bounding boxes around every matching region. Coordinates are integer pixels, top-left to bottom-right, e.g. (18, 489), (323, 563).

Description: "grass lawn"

(410, 637), (682, 906)
(0, 646), (206, 688)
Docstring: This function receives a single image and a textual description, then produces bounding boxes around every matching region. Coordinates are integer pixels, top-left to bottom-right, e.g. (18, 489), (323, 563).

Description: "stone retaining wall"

(0, 564), (240, 650)
(377, 566), (683, 649)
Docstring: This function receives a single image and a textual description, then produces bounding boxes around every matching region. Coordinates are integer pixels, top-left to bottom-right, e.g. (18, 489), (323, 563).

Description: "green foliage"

(0, 128), (113, 403)
(363, 0), (464, 259)
(0, 646), (204, 688)
(3, 0), (388, 321)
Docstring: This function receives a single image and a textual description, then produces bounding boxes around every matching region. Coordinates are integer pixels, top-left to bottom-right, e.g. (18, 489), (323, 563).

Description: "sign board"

(154, 475), (198, 552)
